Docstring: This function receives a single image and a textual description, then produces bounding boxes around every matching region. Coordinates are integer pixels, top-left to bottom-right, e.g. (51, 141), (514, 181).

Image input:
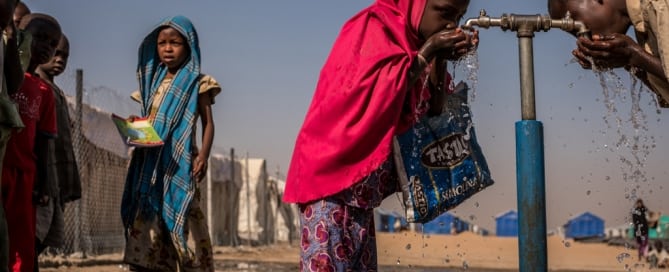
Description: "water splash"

(586, 58), (659, 202)
(452, 51), (480, 102)
(616, 252), (631, 263)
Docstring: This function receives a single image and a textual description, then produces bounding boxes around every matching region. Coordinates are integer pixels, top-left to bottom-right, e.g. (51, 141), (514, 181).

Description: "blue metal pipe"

(516, 120), (547, 271)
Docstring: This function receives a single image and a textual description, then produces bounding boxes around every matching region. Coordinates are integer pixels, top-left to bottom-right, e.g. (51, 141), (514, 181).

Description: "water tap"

(462, 9), (590, 39)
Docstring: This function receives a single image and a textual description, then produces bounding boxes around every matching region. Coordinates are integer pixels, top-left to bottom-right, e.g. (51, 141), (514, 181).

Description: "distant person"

(34, 34), (79, 271)
(632, 199), (649, 262)
(122, 16), (221, 271)
(283, 0), (478, 270)
(547, 0), (669, 107)
(3, 13), (61, 272)
(1, 1), (26, 271)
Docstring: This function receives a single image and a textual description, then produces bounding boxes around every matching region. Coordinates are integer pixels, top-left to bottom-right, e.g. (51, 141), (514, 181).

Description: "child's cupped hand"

(574, 33), (636, 70)
(192, 155), (207, 182)
(420, 28), (477, 62)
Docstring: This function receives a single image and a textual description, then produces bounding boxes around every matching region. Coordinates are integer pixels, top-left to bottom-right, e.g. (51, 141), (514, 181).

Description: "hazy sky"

(24, 0), (669, 232)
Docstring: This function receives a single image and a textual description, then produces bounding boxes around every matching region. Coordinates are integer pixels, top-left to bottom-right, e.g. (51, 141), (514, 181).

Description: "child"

(2, 13), (60, 272)
(1, 1), (27, 271)
(632, 199), (649, 261)
(283, 0), (477, 270)
(548, 0), (669, 107)
(34, 34), (76, 269)
(122, 16), (221, 271)
(11, 2), (28, 31)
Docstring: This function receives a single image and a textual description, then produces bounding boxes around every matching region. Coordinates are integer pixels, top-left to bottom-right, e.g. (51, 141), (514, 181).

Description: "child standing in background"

(1, 1), (27, 271)
(11, 2), (28, 30)
(34, 34), (77, 271)
(2, 13), (60, 272)
(122, 16), (221, 272)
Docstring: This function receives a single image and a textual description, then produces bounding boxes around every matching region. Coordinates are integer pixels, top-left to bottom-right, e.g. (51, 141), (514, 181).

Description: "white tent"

(268, 177), (299, 244)
(201, 153), (244, 246)
(202, 154), (299, 246)
(237, 158), (275, 245)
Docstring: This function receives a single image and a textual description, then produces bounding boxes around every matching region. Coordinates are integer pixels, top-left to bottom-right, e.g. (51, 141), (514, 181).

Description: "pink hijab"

(284, 0), (429, 203)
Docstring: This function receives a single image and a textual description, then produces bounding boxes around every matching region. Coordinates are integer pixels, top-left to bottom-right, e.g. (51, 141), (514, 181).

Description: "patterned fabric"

(298, 160), (398, 272)
(124, 189), (213, 272)
(3, 73), (57, 172)
(122, 15), (202, 261)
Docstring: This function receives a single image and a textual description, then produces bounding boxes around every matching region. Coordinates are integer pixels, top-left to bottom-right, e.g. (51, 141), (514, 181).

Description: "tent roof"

(567, 211), (603, 223)
(495, 210), (517, 219)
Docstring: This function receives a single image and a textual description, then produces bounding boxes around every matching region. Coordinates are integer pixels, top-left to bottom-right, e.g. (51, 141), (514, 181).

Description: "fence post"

(230, 148), (236, 246)
(245, 152), (251, 246)
(74, 69), (83, 256)
(206, 156), (213, 243)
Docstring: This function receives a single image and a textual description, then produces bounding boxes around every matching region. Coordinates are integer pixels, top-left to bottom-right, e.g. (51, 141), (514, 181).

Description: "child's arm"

(193, 91), (215, 181)
(33, 134), (51, 205)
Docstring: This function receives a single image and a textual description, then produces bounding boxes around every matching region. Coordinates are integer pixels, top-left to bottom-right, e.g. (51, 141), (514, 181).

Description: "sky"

(23, 0), (669, 233)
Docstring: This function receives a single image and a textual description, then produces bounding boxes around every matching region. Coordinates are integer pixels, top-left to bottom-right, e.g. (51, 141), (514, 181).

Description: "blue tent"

(495, 210), (518, 237)
(422, 212), (468, 234)
(564, 212), (605, 239)
(374, 209), (407, 232)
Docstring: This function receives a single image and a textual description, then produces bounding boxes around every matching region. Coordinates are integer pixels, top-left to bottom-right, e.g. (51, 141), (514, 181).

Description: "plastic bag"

(393, 81), (494, 223)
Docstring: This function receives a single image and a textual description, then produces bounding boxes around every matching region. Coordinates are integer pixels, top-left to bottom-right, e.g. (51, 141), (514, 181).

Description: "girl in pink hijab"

(284, 0), (477, 270)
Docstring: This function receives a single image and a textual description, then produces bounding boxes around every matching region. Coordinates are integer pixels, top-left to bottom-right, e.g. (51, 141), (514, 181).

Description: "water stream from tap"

(584, 58), (659, 202)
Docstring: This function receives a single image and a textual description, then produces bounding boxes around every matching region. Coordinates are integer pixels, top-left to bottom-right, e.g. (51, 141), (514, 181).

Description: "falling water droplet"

(396, 258), (401, 265)
(474, 202), (479, 208)
(405, 244), (412, 250)
(616, 252), (631, 263)
(462, 261), (469, 270)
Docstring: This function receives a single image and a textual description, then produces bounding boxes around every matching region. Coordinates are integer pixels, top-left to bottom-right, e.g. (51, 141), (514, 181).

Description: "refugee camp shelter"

(200, 153), (244, 246)
(564, 212), (605, 239)
(495, 210), (518, 237)
(268, 176), (299, 243)
(422, 212), (468, 234)
(374, 209), (407, 233)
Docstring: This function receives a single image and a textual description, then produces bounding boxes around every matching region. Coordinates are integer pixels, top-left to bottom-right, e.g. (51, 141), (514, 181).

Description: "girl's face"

(419, 0), (469, 40)
(157, 27), (189, 72)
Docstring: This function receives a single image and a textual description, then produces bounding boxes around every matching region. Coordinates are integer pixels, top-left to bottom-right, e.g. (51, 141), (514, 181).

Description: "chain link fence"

(46, 69), (298, 259)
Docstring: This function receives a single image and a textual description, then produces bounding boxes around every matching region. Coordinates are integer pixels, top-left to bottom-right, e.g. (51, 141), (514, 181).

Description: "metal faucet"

(459, 9), (591, 272)
(463, 9), (590, 39)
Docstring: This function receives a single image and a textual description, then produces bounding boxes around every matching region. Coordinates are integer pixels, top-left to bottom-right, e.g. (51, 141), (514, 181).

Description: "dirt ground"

(38, 233), (666, 272)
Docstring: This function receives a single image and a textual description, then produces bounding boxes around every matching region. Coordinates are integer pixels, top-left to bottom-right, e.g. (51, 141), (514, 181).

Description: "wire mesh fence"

(46, 69), (299, 259)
